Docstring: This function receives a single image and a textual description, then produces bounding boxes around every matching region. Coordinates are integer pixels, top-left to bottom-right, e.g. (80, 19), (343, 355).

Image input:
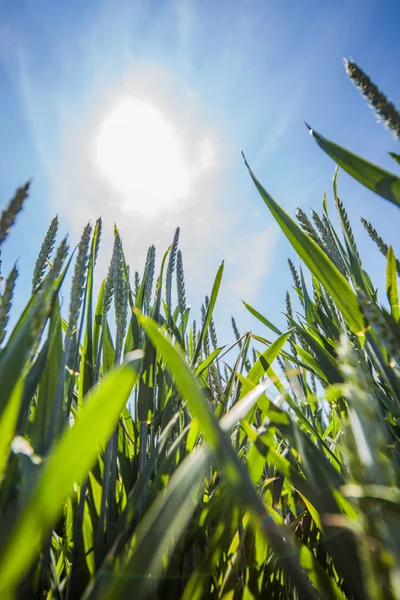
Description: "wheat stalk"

(0, 263), (18, 345)
(0, 182), (30, 246)
(345, 59), (400, 138)
(209, 315), (218, 351)
(321, 214), (348, 275)
(143, 245), (156, 313)
(335, 196), (361, 263)
(285, 291), (297, 358)
(32, 216), (59, 291)
(134, 271), (140, 297)
(93, 217), (102, 265)
(311, 209), (347, 275)
(103, 263), (114, 318)
(288, 258), (301, 290)
(296, 208), (324, 249)
(112, 226), (128, 361)
(201, 302), (211, 356)
(68, 223), (92, 336)
(176, 249), (186, 318)
(165, 227), (180, 320)
(204, 295), (218, 350)
(31, 235), (69, 346)
(361, 217), (400, 276)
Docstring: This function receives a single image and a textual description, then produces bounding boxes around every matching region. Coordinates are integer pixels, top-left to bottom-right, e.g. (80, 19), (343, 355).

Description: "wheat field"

(0, 59), (400, 600)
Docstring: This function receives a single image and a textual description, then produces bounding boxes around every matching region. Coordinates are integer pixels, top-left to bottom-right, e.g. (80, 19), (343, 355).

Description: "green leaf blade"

(243, 157), (364, 334)
(310, 127), (400, 208)
(0, 360), (139, 598)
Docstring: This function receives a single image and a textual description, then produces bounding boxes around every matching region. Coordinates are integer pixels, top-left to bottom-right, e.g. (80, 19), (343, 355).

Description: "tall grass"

(0, 58), (399, 599)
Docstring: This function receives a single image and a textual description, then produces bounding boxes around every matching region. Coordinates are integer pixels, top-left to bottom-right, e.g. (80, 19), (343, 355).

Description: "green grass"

(0, 57), (399, 600)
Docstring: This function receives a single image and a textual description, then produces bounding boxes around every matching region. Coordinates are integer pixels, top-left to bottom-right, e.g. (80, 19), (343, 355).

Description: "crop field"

(0, 61), (400, 600)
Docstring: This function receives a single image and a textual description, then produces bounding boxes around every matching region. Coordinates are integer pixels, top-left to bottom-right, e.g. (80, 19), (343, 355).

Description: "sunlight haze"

(94, 97), (192, 216)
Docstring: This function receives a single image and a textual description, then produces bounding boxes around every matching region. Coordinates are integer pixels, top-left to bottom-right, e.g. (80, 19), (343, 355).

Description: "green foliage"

(0, 57), (400, 600)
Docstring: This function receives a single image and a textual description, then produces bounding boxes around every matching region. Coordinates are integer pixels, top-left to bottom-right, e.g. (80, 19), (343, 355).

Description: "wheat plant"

(0, 56), (399, 600)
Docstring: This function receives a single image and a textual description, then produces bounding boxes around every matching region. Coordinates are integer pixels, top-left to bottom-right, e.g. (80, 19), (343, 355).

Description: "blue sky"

(1, 0), (400, 343)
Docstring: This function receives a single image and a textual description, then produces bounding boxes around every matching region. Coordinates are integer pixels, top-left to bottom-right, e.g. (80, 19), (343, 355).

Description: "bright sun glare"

(94, 97), (191, 216)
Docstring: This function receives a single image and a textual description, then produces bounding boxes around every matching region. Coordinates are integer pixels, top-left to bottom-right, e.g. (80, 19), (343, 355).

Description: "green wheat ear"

(143, 245), (156, 313)
(296, 208), (324, 249)
(311, 209), (347, 274)
(93, 216), (102, 265)
(176, 249), (186, 318)
(68, 222), (92, 337)
(311, 209), (336, 262)
(190, 319), (197, 358)
(288, 258), (301, 291)
(288, 258), (305, 308)
(31, 235), (69, 349)
(334, 195), (361, 263)
(345, 59), (400, 138)
(210, 364), (223, 400)
(32, 215), (59, 291)
(205, 295), (218, 350)
(285, 291), (297, 358)
(0, 262), (18, 345)
(321, 213), (347, 275)
(361, 217), (400, 276)
(112, 226), (128, 361)
(134, 271), (140, 297)
(103, 262), (114, 319)
(0, 182), (30, 247)
(201, 301), (211, 356)
(165, 227), (180, 319)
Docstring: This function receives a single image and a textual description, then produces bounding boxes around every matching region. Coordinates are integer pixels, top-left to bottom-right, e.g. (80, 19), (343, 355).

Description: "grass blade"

(0, 358), (140, 598)
(192, 261), (224, 365)
(308, 126), (400, 208)
(243, 154), (364, 334)
(387, 247), (399, 322)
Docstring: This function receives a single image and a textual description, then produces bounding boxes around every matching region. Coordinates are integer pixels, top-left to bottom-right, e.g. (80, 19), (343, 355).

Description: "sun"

(93, 97), (191, 216)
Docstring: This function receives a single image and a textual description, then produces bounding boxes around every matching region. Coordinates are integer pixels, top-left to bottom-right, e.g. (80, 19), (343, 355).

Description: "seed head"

(345, 59), (400, 138)
(0, 182), (30, 247)
(68, 223), (92, 335)
(165, 227), (180, 317)
(361, 217), (400, 276)
(143, 245), (156, 312)
(134, 271), (141, 297)
(176, 249), (186, 318)
(0, 263), (18, 345)
(288, 258), (301, 291)
(93, 217), (102, 265)
(296, 208), (323, 248)
(32, 215), (59, 291)
(112, 227), (128, 359)
(201, 302), (211, 356)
